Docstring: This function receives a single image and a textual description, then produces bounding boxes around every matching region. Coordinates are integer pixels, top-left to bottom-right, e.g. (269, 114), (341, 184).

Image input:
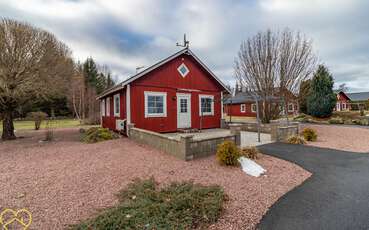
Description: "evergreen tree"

(83, 57), (99, 89)
(307, 65), (336, 117)
(298, 80), (311, 114)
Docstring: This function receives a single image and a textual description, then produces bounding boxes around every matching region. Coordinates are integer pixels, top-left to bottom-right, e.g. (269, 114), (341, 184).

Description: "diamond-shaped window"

(177, 63), (189, 77)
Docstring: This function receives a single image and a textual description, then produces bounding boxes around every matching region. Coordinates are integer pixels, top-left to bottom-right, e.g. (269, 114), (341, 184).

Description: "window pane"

(147, 95), (164, 114)
(201, 98), (212, 113)
(180, 99), (187, 113)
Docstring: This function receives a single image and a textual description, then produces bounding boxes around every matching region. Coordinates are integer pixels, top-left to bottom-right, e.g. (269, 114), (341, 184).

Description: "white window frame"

(101, 99), (106, 116)
(144, 91), (167, 118)
(342, 103), (346, 110)
(114, 94), (120, 117)
(251, 103), (257, 113)
(240, 104), (246, 113)
(288, 103), (294, 112)
(177, 63), (189, 78)
(199, 95), (214, 116)
(106, 97), (111, 116)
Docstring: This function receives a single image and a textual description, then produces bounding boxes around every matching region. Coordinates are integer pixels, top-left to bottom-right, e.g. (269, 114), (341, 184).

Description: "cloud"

(0, 0), (368, 91)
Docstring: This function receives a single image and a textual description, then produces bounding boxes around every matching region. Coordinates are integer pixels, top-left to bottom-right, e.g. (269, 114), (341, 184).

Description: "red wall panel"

(101, 88), (126, 131)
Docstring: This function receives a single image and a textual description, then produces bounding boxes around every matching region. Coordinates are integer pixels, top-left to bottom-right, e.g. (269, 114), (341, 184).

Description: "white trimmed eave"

(96, 47), (231, 99)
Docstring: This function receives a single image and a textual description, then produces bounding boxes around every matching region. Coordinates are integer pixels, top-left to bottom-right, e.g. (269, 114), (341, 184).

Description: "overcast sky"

(1, 0), (369, 92)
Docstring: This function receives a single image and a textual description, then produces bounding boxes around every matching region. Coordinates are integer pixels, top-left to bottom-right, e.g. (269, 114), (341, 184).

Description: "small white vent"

(116, 119), (126, 131)
(177, 63), (189, 77)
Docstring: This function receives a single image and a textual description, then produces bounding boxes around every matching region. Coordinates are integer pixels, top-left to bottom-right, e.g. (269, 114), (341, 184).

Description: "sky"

(1, 0), (369, 92)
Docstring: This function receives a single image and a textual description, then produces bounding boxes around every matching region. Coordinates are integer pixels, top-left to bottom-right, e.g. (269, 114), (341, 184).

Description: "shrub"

(27, 111), (48, 130)
(216, 141), (240, 166)
(71, 178), (224, 230)
(287, 135), (306, 145)
(240, 146), (260, 159)
(343, 119), (354, 125)
(301, 128), (317, 141)
(328, 117), (344, 124)
(293, 114), (308, 122)
(81, 127), (119, 143)
(356, 119), (369, 126)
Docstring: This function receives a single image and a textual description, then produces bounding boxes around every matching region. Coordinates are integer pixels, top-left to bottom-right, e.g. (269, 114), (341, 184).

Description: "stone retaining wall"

(129, 127), (237, 161)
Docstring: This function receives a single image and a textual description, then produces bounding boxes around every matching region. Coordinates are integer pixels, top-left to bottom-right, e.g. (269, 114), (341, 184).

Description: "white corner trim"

(113, 94), (120, 117)
(199, 94), (214, 116)
(221, 92), (224, 119)
(144, 91), (167, 118)
(126, 84), (131, 124)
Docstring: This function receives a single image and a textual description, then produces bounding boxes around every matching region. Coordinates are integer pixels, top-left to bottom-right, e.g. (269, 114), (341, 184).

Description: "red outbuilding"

(97, 48), (230, 134)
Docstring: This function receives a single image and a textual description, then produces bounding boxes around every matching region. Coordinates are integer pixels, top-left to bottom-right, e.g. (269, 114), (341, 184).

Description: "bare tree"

(235, 28), (316, 123)
(0, 18), (73, 140)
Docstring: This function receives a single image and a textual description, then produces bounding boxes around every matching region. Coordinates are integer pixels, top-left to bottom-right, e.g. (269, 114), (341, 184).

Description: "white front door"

(336, 103), (341, 111)
(177, 93), (191, 129)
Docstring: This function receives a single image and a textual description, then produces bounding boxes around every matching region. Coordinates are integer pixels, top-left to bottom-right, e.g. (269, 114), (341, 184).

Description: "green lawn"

(0, 119), (83, 132)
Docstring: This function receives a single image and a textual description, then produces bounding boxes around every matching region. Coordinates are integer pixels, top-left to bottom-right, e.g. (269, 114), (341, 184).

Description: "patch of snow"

(238, 157), (266, 177)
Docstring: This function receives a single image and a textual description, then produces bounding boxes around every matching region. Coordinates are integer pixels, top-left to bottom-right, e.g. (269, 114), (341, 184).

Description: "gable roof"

(97, 48), (231, 99)
(346, 92), (369, 101)
(224, 92), (281, 104)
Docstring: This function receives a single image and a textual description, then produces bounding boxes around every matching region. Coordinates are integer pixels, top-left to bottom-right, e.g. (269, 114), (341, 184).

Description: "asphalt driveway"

(257, 143), (369, 230)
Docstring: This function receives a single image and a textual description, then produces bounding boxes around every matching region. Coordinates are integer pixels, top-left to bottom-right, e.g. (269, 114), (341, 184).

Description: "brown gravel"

(0, 128), (310, 230)
(301, 124), (369, 153)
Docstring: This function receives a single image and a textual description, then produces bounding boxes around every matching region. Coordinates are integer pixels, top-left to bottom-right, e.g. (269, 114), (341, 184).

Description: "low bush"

(287, 135), (306, 145)
(71, 178), (224, 230)
(81, 127), (119, 143)
(356, 119), (369, 126)
(216, 141), (240, 166)
(293, 114), (308, 122)
(343, 119), (354, 125)
(328, 117), (344, 124)
(240, 146), (260, 160)
(27, 111), (48, 130)
(301, 128), (317, 141)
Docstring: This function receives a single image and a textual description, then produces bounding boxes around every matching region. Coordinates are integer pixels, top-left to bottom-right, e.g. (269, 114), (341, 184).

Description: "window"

(144, 92), (167, 117)
(177, 63), (189, 77)
(180, 98), (187, 113)
(251, 104), (257, 113)
(106, 97), (111, 116)
(199, 95), (214, 116)
(288, 103), (294, 112)
(114, 94), (120, 117)
(240, 104), (246, 113)
(342, 103), (346, 110)
(101, 99), (106, 116)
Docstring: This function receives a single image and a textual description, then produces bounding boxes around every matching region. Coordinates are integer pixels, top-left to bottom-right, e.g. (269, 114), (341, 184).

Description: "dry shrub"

(287, 135), (306, 145)
(27, 111), (48, 130)
(81, 127), (119, 143)
(216, 141), (240, 166)
(240, 146), (260, 159)
(301, 128), (317, 141)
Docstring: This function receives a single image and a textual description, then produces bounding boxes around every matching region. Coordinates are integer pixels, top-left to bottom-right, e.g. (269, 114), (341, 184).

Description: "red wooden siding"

(225, 103), (256, 117)
(101, 54), (224, 133)
(101, 88), (126, 131)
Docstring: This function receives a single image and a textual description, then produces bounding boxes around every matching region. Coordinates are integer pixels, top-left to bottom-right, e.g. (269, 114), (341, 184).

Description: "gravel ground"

(0, 128), (310, 230)
(301, 124), (369, 153)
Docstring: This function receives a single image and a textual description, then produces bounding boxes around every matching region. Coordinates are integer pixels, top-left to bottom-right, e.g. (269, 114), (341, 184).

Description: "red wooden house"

(97, 48), (230, 134)
(224, 91), (298, 117)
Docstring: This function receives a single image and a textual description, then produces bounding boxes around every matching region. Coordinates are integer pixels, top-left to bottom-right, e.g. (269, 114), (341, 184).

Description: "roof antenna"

(176, 34), (189, 48)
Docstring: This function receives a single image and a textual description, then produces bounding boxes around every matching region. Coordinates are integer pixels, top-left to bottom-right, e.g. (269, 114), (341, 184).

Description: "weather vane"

(176, 34), (189, 48)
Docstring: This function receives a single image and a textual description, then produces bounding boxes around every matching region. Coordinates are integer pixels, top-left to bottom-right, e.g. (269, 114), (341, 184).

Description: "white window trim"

(114, 94), (120, 117)
(199, 95), (214, 116)
(288, 103), (294, 112)
(177, 63), (189, 78)
(101, 99), (106, 116)
(251, 103), (257, 113)
(106, 97), (111, 116)
(144, 91), (167, 118)
(240, 104), (246, 113)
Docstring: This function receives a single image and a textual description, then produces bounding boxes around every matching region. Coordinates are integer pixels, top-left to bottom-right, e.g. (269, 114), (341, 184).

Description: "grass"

(0, 119), (83, 133)
(71, 178), (225, 230)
